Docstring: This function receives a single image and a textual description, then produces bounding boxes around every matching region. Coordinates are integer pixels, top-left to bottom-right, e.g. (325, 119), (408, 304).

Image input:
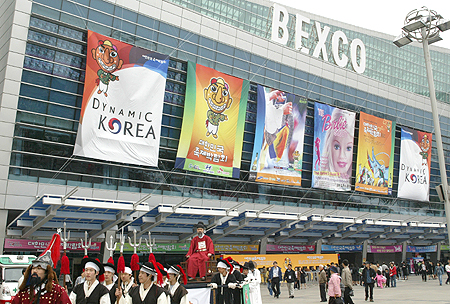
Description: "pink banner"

(266, 244), (315, 253)
(367, 245), (402, 253)
(4, 238), (101, 252)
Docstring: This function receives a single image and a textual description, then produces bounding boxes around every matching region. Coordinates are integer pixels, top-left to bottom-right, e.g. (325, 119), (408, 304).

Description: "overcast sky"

(273, 0), (450, 50)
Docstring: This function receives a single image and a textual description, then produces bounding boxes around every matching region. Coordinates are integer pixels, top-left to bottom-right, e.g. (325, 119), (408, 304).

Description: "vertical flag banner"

(398, 127), (432, 201)
(355, 112), (395, 195)
(248, 85), (307, 186)
(175, 62), (249, 178)
(73, 31), (169, 166)
(312, 102), (356, 191)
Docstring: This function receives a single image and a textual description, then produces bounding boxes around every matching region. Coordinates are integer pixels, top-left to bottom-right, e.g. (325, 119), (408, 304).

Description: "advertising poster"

(355, 112), (395, 195)
(228, 254), (338, 268)
(321, 245), (363, 252)
(312, 102), (356, 191)
(248, 85), (307, 186)
(266, 244), (315, 253)
(175, 62), (249, 178)
(398, 127), (432, 201)
(367, 245), (402, 253)
(73, 31), (169, 166)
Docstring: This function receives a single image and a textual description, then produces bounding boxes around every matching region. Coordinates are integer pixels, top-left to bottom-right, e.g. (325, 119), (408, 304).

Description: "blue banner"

(406, 245), (437, 253)
(321, 245), (363, 252)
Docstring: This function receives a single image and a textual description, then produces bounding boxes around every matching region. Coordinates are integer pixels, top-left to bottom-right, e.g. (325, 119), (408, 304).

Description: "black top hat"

(194, 221), (207, 229)
(82, 258), (105, 276)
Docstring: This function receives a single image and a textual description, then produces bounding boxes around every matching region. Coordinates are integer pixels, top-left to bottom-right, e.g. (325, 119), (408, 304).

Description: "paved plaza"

(259, 274), (449, 304)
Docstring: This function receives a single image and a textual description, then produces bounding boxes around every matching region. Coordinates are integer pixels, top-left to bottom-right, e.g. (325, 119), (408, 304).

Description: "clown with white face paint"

(70, 258), (111, 304)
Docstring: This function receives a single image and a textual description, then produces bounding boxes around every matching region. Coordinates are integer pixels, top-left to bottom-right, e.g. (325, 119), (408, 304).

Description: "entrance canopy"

(7, 195), (448, 247)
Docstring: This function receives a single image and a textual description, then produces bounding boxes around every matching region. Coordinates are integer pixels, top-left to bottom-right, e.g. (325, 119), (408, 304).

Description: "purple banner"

(4, 238), (102, 252)
(266, 244), (315, 253)
(367, 245), (402, 253)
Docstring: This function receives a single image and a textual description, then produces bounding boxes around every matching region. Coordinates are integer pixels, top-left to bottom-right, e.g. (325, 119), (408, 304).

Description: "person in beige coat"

(341, 260), (354, 304)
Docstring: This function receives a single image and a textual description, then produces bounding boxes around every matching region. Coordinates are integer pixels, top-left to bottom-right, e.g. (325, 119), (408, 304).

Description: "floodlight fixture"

(427, 33), (443, 45)
(402, 18), (426, 32)
(393, 33), (413, 48)
(437, 19), (450, 32)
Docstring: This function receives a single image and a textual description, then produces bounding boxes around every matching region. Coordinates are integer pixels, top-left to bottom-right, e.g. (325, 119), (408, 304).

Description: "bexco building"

(1, 0), (450, 264)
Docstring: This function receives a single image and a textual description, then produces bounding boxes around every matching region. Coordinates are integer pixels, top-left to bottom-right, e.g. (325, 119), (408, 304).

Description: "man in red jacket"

(186, 221), (214, 280)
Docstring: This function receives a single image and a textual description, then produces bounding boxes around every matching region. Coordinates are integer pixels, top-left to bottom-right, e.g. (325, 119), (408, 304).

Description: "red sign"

(4, 238), (101, 252)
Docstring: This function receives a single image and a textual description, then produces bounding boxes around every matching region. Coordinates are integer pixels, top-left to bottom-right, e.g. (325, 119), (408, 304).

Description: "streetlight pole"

(420, 28), (450, 246)
(394, 7), (450, 245)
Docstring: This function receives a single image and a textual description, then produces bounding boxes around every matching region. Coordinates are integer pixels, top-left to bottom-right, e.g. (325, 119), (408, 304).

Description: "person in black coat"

(284, 264), (296, 298)
(209, 258), (237, 304)
(361, 262), (376, 302)
(229, 260), (244, 304)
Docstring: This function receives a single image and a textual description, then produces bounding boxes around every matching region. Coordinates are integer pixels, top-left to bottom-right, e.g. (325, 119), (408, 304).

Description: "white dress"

(247, 269), (262, 304)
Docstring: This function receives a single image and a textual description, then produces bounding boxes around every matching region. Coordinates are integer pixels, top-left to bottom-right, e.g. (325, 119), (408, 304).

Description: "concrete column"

(259, 237), (268, 254)
(362, 240), (368, 264)
(402, 241), (407, 262)
(316, 239), (322, 254)
(437, 242), (442, 261)
(102, 230), (116, 263)
(0, 209), (7, 254)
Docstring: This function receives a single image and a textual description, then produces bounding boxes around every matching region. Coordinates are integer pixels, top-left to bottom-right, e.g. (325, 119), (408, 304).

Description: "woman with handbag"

(328, 266), (342, 304)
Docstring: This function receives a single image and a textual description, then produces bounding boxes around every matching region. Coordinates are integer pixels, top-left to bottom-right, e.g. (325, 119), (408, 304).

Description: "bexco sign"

(271, 4), (366, 74)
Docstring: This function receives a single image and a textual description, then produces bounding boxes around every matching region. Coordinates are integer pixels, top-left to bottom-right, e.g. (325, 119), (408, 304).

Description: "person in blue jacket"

(268, 261), (283, 298)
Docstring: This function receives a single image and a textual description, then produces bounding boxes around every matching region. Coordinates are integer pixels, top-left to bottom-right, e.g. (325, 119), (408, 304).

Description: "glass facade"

(8, 0), (450, 219)
(170, 0), (450, 104)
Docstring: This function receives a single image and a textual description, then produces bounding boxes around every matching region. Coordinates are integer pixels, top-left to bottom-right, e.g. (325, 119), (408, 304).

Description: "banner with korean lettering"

(312, 102), (356, 191)
(321, 245), (363, 252)
(4, 238), (101, 252)
(73, 31), (169, 166)
(248, 85), (307, 186)
(228, 254), (338, 268)
(175, 62), (249, 178)
(367, 245), (402, 253)
(398, 127), (432, 201)
(355, 112), (395, 195)
(266, 244), (315, 253)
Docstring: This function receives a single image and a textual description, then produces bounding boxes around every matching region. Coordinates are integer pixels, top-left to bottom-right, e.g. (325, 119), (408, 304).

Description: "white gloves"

(228, 283), (237, 289)
(209, 283), (218, 289)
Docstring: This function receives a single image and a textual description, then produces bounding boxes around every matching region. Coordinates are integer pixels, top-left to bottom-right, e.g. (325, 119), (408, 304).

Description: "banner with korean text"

(175, 62), (249, 178)
(248, 85), (307, 186)
(228, 254), (338, 268)
(398, 127), (432, 201)
(355, 112), (395, 195)
(312, 102), (356, 191)
(73, 31), (169, 166)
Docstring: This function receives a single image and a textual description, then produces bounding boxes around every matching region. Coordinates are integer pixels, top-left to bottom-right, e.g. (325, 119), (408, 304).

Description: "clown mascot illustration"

(204, 77), (233, 139)
(92, 39), (123, 97)
(419, 134), (430, 166)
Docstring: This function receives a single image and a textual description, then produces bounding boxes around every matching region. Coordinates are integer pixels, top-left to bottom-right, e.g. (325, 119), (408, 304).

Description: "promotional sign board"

(321, 245), (363, 252)
(355, 112), (395, 195)
(175, 62), (249, 178)
(4, 239), (101, 252)
(215, 244), (259, 254)
(367, 245), (402, 253)
(312, 102), (356, 191)
(266, 244), (315, 253)
(398, 127), (432, 201)
(115, 243), (189, 253)
(406, 245), (437, 253)
(248, 85), (307, 186)
(73, 31), (169, 166)
(228, 254), (338, 268)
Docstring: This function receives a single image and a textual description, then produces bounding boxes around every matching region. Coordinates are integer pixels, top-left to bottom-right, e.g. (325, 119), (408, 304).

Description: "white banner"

(186, 287), (210, 304)
(398, 127), (431, 201)
(73, 31), (169, 166)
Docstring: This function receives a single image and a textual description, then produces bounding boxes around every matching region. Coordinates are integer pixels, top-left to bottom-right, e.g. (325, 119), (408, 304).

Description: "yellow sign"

(228, 254), (338, 268)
